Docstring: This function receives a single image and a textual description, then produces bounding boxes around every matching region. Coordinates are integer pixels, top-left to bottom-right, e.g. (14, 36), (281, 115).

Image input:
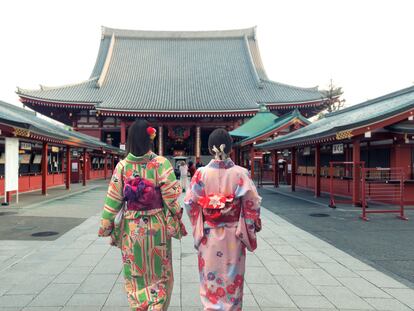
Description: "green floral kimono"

(98, 152), (184, 311)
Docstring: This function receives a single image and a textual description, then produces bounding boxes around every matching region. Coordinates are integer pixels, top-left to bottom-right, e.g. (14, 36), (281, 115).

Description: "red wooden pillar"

(66, 146), (71, 189)
(82, 148), (87, 186)
(42, 142), (48, 195)
(291, 147), (297, 192)
(315, 144), (321, 197)
(104, 154), (108, 180)
(273, 150), (279, 188)
(250, 147), (255, 179)
(111, 154), (115, 171)
(352, 140), (361, 206)
(120, 120), (126, 147)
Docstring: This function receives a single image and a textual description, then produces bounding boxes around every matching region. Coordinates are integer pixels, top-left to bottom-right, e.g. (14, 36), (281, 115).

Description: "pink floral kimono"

(184, 158), (261, 311)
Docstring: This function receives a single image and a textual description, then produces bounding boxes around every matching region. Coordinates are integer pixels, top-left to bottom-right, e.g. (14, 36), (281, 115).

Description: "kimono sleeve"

(235, 168), (262, 251)
(183, 169), (206, 248)
(158, 158), (182, 216)
(98, 161), (124, 237)
(183, 169), (204, 228)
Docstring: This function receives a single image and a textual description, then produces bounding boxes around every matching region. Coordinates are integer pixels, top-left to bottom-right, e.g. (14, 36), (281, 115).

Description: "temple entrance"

(164, 126), (194, 156)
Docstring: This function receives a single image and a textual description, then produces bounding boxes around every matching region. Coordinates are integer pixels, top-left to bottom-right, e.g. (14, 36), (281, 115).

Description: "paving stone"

(245, 266), (277, 284)
(169, 293), (180, 307)
(282, 255), (319, 269)
(273, 275), (319, 296)
(338, 277), (391, 298)
(356, 270), (407, 288)
(181, 282), (202, 307)
(101, 307), (130, 311)
(249, 283), (296, 308)
(0, 295), (34, 307)
(317, 262), (359, 278)
(53, 273), (89, 284)
(69, 254), (101, 267)
(316, 285), (375, 310)
(364, 297), (412, 310)
(181, 265), (199, 283)
(61, 307), (101, 311)
(262, 260), (299, 276)
(29, 283), (79, 307)
(65, 293), (107, 306)
(243, 294), (259, 307)
(297, 268), (341, 286)
(104, 283), (129, 306)
(22, 307), (61, 311)
(254, 249), (284, 262)
(7, 276), (54, 294)
(273, 245), (302, 256)
(76, 274), (118, 294)
(383, 288), (414, 309)
(299, 250), (336, 263)
(291, 295), (335, 309)
(246, 254), (265, 267)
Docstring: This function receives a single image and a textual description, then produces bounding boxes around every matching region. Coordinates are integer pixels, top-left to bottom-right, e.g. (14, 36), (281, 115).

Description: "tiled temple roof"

(257, 85), (414, 149)
(0, 100), (121, 152)
(17, 27), (327, 114)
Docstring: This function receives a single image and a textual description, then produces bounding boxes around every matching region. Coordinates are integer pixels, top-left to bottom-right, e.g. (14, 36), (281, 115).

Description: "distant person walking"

(179, 161), (188, 192)
(196, 159), (203, 169)
(184, 129), (262, 311)
(188, 160), (196, 178)
(98, 119), (186, 311)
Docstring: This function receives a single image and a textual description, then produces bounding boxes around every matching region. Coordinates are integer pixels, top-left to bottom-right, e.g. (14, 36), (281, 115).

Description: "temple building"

(17, 26), (329, 162)
(230, 104), (310, 181)
(0, 100), (122, 203)
(257, 85), (414, 206)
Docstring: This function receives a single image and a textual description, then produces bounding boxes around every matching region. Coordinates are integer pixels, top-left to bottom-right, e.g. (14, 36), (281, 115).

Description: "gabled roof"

(238, 108), (310, 146)
(17, 27), (327, 114)
(229, 105), (278, 138)
(257, 85), (414, 150)
(0, 100), (121, 153)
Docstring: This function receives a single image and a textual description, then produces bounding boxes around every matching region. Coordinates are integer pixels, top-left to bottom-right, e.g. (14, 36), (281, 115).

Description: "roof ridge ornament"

(97, 33), (116, 88)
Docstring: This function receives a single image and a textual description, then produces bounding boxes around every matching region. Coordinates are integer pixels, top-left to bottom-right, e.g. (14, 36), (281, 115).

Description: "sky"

(0, 0), (413, 110)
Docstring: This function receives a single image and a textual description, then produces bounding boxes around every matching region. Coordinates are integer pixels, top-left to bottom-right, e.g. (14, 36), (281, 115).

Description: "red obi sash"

(198, 194), (241, 225)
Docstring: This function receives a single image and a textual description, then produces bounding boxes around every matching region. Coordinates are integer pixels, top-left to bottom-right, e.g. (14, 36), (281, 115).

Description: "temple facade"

(17, 26), (329, 162)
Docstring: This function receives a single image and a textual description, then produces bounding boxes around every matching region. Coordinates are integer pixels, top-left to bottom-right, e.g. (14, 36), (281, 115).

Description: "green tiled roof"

(0, 100), (121, 153)
(17, 27), (326, 113)
(257, 85), (414, 149)
(229, 105), (278, 138)
(238, 109), (310, 145)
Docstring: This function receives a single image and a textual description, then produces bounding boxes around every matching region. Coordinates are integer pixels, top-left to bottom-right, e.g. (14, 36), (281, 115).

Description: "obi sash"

(123, 176), (163, 212)
(198, 194), (241, 225)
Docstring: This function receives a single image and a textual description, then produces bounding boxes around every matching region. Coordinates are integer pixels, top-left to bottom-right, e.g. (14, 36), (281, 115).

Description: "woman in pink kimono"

(184, 129), (262, 311)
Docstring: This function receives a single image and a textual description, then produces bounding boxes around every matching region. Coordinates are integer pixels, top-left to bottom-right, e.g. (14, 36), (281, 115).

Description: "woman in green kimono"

(98, 119), (186, 311)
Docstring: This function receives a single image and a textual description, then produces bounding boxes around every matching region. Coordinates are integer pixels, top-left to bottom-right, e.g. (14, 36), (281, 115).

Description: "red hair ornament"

(147, 127), (156, 140)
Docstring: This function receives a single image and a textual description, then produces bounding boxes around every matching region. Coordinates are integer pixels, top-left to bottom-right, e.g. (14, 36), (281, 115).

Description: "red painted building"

(0, 100), (121, 202)
(17, 27), (329, 163)
(257, 86), (414, 205)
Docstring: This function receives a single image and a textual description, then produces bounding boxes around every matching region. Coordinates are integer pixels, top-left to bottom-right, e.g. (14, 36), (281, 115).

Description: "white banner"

(5, 137), (19, 192)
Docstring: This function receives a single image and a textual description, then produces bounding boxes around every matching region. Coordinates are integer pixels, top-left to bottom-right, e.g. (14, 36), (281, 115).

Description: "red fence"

(361, 167), (407, 221)
(329, 161), (364, 208)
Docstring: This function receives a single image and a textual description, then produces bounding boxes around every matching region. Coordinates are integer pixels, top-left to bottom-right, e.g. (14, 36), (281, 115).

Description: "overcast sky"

(0, 0), (413, 110)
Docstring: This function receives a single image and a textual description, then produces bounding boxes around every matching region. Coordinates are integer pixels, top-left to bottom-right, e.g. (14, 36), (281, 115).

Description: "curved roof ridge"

(17, 77), (99, 93)
(242, 35), (263, 88)
(101, 26), (257, 39)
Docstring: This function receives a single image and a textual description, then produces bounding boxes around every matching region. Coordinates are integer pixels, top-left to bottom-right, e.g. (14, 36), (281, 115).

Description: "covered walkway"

(0, 100), (122, 205)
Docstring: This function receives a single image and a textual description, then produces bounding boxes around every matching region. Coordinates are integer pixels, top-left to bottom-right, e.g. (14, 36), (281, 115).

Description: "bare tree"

(318, 79), (345, 119)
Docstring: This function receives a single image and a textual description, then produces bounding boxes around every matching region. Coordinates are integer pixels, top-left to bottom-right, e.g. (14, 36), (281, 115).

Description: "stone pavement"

(0, 188), (414, 310)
